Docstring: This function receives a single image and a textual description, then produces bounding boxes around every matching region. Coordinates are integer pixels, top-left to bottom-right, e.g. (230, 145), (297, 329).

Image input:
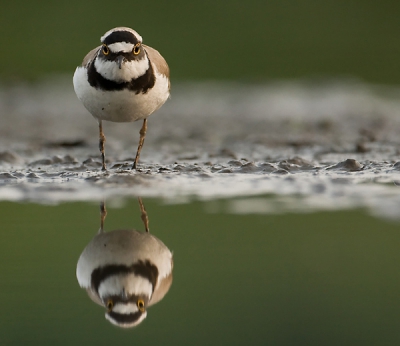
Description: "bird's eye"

(102, 44), (110, 55)
(133, 43), (141, 55)
(106, 299), (114, 312)
(137, 299), (145, 312)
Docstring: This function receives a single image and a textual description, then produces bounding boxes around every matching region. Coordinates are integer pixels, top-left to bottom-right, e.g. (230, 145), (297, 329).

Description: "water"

(1, 78), (400, 345)
(1, 198), (400, 345)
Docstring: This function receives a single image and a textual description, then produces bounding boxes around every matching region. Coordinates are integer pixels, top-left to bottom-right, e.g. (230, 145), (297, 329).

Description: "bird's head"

(95, 27), (149, 82)
(103, 292), (150, 328)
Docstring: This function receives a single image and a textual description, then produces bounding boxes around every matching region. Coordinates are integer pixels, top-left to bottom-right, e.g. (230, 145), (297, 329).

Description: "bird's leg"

(99, 200), (107, 234)
(138, 197), (149, 233)
(98, 120), (107, 171)
(132, 119), (147, 170)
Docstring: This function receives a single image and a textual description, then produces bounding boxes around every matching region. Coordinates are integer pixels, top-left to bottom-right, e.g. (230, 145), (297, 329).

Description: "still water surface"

(1, 197), (399, 345)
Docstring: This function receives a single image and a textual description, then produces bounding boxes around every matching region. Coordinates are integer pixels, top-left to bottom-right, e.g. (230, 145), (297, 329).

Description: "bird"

(76, 199), (173, 328)
(73, 27), (170, 170)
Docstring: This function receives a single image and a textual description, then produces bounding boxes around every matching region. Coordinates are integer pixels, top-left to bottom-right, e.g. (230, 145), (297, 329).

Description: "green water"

(1, 198), (400, 345)
(2, 0), (400, 83)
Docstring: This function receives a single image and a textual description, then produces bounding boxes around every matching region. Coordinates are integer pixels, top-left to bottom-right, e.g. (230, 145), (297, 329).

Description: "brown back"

(81, 46), (101, 67)
(143, 44), (170, 79)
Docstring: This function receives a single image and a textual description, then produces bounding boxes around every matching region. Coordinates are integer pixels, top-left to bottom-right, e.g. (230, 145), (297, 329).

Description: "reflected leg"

(99, 200), (107, 233)
(138, 197), (149, 233)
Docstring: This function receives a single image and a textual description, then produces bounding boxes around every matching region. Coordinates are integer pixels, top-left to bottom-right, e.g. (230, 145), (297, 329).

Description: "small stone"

(287, 156), (314, 168)
(51, 156), (63, 164)
(259, 163), (276, 173)
(218, 168), (233, 173)
(158, 167), (172, 172)
(83, 158), (102, 167)
(393, 162), (400, 170)
(0, 151), (19, 163)
(227, 160), (243, 167)
(272, 169), (289, 175)
(326, 159), (363, 172)
(278, 161), (300, 172)
(0, 172), (17, 179)
(83, 158), (94, 164)
(29, 159), (52, 166)
(63, 155), (78, 163)
(237, 162), (260, 173)
(26, 172), (40, 179)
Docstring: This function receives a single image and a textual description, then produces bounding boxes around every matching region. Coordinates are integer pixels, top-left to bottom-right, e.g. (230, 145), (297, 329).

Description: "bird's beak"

(115, 56), (126, 69)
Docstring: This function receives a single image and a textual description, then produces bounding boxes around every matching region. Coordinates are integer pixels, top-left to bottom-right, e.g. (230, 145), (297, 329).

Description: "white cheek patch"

(108, 42), (134, 53)
(95, 57), (149, 82)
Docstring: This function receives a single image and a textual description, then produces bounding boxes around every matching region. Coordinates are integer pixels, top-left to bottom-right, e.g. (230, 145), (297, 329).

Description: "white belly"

(73, 66), (170, 123)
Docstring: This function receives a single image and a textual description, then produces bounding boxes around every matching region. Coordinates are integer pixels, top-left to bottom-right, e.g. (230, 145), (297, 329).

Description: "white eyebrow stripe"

(108, 42), (135, 53)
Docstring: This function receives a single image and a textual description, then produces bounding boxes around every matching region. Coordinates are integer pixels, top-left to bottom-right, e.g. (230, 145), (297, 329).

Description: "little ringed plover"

(73, 27), (170, 170)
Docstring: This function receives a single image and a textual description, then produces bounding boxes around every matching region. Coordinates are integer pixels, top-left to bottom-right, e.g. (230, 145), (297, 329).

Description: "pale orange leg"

(138, 197), (149, 233)
(99, 120), (107, 171)
(132, 119), (147, 170)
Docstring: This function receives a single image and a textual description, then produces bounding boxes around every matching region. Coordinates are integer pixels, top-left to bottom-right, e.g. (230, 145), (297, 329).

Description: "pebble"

(0, 151), (19, 164)
(0, 172), (17, 179)
(326, 159), (363, 172)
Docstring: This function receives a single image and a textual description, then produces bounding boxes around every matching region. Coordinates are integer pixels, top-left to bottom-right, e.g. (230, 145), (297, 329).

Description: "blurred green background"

(1, 0), (399, 83)
(1, 199), (400, 345)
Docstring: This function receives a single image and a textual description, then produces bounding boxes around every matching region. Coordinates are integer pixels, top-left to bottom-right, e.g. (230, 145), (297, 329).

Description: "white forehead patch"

(113, 302), (139, 314)
(108, 42), (135, 54)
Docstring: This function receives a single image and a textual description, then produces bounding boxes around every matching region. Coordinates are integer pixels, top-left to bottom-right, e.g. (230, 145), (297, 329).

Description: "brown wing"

(85, 288), (103, 307)
(81, 46), (101, 67)
(148, 271), (173, 307)
(143, 44), (170, 81)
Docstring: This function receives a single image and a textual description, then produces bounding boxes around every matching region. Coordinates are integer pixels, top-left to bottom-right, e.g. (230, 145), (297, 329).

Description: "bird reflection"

(76, 198), (173, 328)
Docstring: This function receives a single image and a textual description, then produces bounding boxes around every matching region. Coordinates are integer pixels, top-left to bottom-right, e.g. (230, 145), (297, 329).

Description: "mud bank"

(0, 77), (399, 218)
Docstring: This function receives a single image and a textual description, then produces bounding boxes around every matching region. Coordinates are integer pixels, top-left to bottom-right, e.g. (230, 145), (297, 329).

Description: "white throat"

(94, 56), (149, 83)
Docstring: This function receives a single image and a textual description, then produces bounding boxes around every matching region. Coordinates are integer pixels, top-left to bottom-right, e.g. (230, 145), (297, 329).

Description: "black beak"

(115, 56), (126, 69)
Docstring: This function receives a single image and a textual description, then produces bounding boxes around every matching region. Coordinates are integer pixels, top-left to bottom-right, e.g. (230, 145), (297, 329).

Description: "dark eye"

(133, 43), (141, 55)
(102, 44), (110, 55)
(137, 299), (145, 312)
(106, 299), (114, 311)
